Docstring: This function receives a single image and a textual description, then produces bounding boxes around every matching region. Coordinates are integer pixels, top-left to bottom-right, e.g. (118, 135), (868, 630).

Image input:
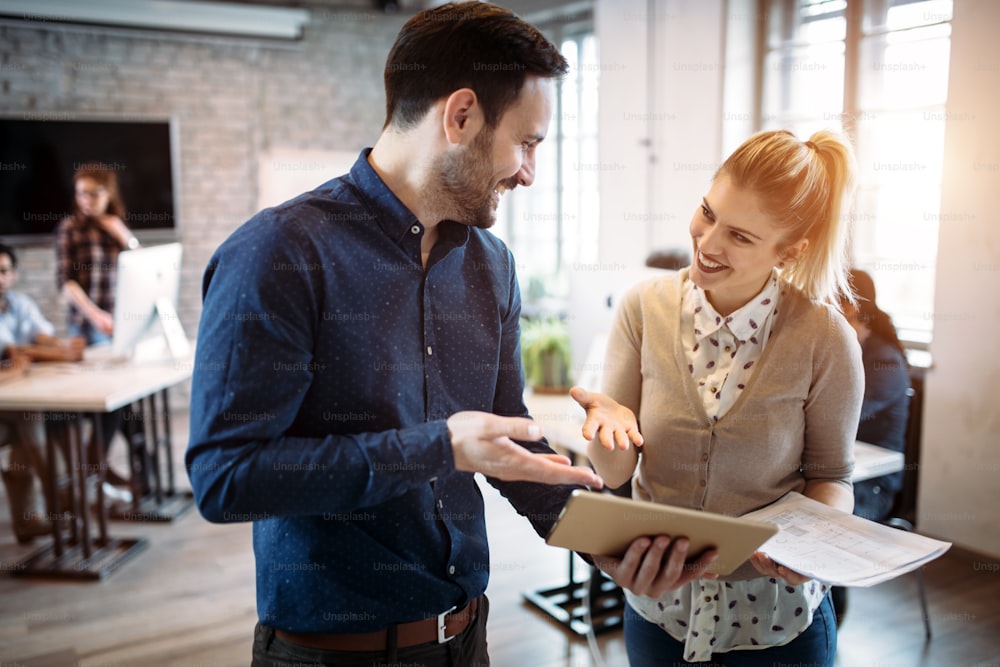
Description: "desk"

(521, 390), (907, 636)
(853, 440), (905, 483)
(525, 390), (904, 483)
(0, 352), (193, 579)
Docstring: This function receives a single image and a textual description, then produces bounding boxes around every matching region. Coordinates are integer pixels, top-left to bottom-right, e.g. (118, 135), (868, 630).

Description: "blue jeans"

(69, 320), (111, 346)
(624, 593), (837, 667)
(71, 318), (125, 462)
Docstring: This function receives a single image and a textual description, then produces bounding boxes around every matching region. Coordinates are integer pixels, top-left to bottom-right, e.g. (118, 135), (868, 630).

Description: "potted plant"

(520, 316), (572, 394)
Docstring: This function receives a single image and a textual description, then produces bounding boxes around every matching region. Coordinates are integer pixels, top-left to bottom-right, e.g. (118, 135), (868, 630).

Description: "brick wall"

(0, 7), (404, 349)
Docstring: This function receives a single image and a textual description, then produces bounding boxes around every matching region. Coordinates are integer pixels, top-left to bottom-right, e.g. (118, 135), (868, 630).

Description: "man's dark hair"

(383, 1), (568, 130)
(0, 243), (17, 268)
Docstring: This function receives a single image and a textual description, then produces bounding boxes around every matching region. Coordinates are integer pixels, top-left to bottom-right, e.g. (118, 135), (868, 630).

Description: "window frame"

(754, 0), (952, 352)
(493, 8), (598, 312)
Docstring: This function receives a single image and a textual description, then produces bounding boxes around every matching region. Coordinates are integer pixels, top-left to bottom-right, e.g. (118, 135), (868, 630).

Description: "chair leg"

(914, 566), (932, 641)
(883, 516), (933, 641)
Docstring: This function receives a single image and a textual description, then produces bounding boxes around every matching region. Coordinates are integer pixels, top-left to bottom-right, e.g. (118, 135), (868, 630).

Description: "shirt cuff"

(397, 419), (455, 481)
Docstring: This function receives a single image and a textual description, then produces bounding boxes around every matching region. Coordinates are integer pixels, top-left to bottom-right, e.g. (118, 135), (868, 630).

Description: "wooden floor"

(1, 411), (998, 666)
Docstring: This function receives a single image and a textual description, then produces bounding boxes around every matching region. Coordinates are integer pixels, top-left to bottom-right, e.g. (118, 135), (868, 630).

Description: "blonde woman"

(583, 130), (864, 666)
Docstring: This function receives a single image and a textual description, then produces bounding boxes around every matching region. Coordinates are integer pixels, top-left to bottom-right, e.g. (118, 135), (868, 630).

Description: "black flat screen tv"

(0, 115), (179, 245)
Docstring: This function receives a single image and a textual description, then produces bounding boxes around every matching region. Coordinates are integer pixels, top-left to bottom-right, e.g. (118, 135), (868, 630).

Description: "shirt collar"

(689, 271), (781, 341)
(348, 148), (422, 246)
(347, 148), (470, 251)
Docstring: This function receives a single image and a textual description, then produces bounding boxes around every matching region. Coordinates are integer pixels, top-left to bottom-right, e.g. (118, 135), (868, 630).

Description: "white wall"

(594, 0), (653, 271)
(918, 0), (1000, 558)
(647, 0), (726, 253)
(595, 0), (726, 270)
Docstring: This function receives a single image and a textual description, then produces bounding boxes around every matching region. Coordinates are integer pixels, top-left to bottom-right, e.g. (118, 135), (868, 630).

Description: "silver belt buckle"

(436, 605), (458, 643)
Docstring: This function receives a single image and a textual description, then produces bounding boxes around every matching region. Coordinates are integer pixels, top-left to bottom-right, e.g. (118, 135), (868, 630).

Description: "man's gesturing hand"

(447, 411), (603, 488)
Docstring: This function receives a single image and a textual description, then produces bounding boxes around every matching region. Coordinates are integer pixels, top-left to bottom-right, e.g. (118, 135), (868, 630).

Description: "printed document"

(742, 492), (951, 586)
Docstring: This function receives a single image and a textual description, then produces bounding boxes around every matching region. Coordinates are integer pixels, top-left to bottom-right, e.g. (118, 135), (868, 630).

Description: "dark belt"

(274, 598), (480, 652)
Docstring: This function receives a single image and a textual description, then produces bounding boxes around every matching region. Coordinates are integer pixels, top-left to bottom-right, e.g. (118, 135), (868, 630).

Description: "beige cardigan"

(599, 269), (863, 524)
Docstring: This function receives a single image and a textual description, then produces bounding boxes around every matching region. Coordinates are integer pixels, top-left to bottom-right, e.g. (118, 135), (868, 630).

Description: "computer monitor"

(110, 242), (187, 361)
(566, 264), (672, 389)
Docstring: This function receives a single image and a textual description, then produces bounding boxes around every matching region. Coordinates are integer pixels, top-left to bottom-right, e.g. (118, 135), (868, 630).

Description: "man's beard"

(431, 126), (515, 230)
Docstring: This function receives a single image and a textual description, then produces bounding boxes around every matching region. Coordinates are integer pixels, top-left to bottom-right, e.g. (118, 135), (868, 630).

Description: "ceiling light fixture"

(0, 0), (310, 40)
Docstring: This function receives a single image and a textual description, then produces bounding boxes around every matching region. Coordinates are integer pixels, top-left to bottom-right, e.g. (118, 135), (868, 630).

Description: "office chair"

(880, 381), (932, 641)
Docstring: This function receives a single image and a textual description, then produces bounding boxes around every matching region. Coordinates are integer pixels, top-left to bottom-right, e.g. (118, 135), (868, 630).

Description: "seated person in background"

(831, 268), (911, 625)
(0, 353), (67, 543)
(0, 244), (85, 364)
(841, 268), (910, 522)
(645, 248), (690, 271)
(0, 243), (93, 542)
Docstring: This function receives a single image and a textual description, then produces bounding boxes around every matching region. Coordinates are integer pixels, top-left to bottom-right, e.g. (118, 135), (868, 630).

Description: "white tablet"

(546, 490), (779, 576)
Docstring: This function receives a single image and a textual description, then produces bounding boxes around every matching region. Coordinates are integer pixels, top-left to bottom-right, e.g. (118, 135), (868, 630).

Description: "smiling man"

(186, 3), (609, 666)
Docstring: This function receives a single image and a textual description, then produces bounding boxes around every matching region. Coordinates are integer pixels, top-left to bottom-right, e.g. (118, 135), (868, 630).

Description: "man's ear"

(442, 88), (484, 146)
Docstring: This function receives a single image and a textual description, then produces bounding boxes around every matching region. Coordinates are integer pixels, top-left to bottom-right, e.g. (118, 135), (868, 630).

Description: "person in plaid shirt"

(55, 161), (139, 345)
(54, 162), (141, 496)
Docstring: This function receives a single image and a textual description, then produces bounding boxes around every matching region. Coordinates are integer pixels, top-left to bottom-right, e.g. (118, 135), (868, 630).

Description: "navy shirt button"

(410, 224), (421, 235)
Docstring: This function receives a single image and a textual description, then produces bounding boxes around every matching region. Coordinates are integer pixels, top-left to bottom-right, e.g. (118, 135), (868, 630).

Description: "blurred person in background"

(0, 242), (84, 542)
(55, 163), (139, 496)
(831, 267), (911, 624)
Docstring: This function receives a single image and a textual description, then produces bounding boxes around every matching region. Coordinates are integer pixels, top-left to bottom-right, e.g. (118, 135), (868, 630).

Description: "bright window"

(759, 0), (953, 347)
(492, 28), (600, 312)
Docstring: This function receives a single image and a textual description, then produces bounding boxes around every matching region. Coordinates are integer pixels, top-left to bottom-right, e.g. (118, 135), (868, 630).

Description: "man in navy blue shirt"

(186, 3), (649, 666)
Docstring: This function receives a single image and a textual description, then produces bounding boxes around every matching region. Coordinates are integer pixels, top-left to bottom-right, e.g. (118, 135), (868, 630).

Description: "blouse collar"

(689, 271), (781, 343)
